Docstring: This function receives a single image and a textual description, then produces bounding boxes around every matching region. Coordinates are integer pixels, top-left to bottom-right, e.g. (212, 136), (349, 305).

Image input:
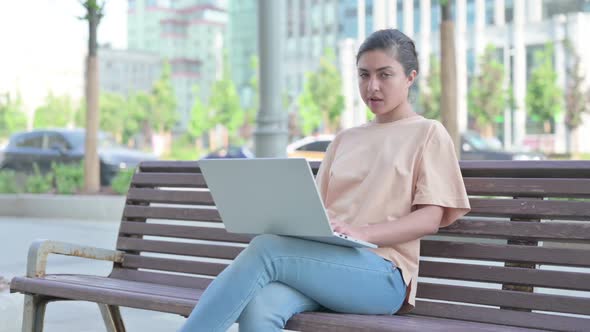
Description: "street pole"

(255, 0), (288, 157)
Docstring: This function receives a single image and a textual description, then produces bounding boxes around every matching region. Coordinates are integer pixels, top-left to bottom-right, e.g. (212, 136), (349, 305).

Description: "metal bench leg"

(22, 295), (47, 332)
(98, 304), (126, 332)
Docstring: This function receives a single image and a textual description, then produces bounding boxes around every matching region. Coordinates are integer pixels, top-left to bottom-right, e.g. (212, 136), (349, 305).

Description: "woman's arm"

(331, 205), (444, 247)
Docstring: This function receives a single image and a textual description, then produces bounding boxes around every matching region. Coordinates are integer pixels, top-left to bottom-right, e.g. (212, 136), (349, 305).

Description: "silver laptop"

(198, 158), (377, 249)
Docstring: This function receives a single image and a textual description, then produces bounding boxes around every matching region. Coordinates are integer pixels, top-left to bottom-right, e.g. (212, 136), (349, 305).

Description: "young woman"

(179, 28), (470, 332)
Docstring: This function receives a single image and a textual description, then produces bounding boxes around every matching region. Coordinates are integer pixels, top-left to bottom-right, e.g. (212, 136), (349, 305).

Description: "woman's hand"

(330, 220), (371, 242)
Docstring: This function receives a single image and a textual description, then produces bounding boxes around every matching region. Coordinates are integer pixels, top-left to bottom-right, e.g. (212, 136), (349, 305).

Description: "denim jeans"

(178, 234), (406, 332)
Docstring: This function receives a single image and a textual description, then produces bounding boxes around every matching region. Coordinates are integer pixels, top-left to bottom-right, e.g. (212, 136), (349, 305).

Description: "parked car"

(287, 135), (335, 161)
(203, 145), (255, 159)
(287, 131), (545, 161)
(0, 129), (157, 185)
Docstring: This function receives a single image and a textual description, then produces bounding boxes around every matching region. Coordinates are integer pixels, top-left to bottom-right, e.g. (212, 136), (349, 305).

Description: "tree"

(419, 55), (441, 121)
(564, 40), (589, 153)
(468, 46), (507, 137)
(124, 92), (150, 146)
(440, 0), (460, 156)
(99, 92), (126, 142)
(526, 44), (563, 134)
(0, 92), (27, 138)
(80, 0), (104, 193)
(187, 87), (214, 149)
(150, 61), (178, 134)
(297, 49), (344, 135)
(209, 58), (243, 144)
(33, 94), (76, 128)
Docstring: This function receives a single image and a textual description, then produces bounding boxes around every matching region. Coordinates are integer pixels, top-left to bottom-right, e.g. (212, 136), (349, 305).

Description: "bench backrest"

(113, 160), (590, 331)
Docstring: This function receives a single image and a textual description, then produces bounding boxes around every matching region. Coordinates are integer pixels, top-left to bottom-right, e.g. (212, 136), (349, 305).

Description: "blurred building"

(98, 46), (162, 96)
(230, 0), (590, 153)
(127, 0), (227, 130)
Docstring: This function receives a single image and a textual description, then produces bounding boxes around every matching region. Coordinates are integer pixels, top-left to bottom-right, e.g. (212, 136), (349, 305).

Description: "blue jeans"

(178, 234), (406, 332)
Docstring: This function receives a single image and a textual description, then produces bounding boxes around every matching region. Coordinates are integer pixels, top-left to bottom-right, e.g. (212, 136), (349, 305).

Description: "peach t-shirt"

(315, 115), (471, 312)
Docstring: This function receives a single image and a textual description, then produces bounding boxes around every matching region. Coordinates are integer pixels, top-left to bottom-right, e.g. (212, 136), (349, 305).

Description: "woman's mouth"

(368, 97), (383, 107)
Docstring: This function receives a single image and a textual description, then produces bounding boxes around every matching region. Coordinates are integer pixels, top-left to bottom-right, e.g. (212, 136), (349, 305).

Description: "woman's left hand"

(330, 220), (371, 242)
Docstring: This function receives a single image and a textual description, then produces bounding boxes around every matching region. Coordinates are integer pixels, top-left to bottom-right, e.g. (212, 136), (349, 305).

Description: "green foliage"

(164, 134), (204, 160)
(99, 92), (126, 142)
(33, 94), (77, 129)
(25, 165), (53, 194)
(419, 55), (441, 121)
(187, 87), (214, 140)
(298, 49), (345, 134)
(468, 46), (508, 135)
(110, 168), (135, 195)
(0, 92), (27, 139)
(209, 56), (244, 144)
(0, 170), (20, 193)
(151, 61), (178, 133)
(52, 162), (84, 194)
(526, 44), (563, 132)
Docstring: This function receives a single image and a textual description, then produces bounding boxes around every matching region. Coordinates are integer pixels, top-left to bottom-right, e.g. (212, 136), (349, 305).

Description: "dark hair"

(356, 29), (419, 77)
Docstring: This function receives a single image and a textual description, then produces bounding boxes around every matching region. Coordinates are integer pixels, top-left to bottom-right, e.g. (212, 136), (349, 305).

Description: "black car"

(0, 129), (157, 185)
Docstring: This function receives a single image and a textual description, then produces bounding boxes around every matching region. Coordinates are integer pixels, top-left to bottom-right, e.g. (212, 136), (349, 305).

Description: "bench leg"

(22, 295), (47, 332)
(98, 304), (126, 332)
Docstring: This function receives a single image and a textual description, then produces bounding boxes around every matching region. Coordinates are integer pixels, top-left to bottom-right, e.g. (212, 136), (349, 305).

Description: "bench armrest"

(26, 239), (125, 278)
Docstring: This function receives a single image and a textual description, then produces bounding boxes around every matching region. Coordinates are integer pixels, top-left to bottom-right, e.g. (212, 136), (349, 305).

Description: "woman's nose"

(367, 77), (379, 92)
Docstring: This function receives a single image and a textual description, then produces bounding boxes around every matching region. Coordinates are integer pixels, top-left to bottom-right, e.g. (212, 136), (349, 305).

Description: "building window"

(485, 0), (495, 25)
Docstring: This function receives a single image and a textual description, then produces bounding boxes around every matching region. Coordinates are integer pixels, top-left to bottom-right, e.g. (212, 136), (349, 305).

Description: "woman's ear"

(406, 70), (417, 88)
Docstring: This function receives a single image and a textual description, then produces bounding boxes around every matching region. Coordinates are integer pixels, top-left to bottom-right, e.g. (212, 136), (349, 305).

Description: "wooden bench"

(10, 160), (590, 331)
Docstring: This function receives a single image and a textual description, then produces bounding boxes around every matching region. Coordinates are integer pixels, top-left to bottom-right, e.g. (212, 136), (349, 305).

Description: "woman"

(179, 28), (470, 332)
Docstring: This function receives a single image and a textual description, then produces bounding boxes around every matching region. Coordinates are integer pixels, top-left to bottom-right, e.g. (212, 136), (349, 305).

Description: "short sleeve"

(315, 135), (340, 203)
(412, 123), (471, 227)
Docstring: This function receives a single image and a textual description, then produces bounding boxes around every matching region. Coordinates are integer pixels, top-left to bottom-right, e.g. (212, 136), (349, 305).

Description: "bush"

(111, 168), (135, 195)
(164, 134), (205, 160)
(25, 164), (53, 194)
(52, 162), (84, 194)
(0, 169), (20, 193)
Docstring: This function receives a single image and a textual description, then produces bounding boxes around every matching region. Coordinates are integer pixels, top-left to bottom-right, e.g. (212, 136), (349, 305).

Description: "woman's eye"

(359, 73), (369, 78)
(380, 72), (392, 78)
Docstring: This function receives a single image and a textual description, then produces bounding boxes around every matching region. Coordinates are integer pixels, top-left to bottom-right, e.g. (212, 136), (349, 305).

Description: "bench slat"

(127, 188), (215, 205)
(419, 261), (590, 291)
(138, 160), (323, 174)
(123, 206), (222, 222)
(117, 237), (244, 260)
(421, 240), (590, 267)
(131, 173), (207, 188)
(110, 268), (212, 289)
(464, 177), (590, 198)
(122, 254), (228, 276)
(417, 283), (590, 315)
(469, 198), (590, 220)
(412, 300), (588, 332)
(438, 219), (590, 241)
(459, 160), (590, 178)
(119, 221), (253, 243)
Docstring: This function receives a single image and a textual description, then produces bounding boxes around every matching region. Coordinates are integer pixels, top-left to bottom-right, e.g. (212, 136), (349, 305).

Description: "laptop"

(198, 158), (377, 249)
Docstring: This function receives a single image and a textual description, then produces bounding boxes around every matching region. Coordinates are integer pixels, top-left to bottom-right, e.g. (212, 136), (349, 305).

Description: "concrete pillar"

(528, 0), (543, 22)
(358, 0), (366, 41)
(373, 0), (387, 31)
(420, 0), (432, 78)
(474, 0), (486, 73)
(495, 0), (505, 25)
(340, 38), (358, 129)
(512, 0), (527, 148)
(403, 0), (414, 37)
(456, 0), (468, 132)
(255, 0), (288, 157)
(387, 0), (398, 28)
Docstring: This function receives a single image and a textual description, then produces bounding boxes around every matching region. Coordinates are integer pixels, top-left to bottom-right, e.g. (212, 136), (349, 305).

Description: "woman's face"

(357, 49), (416, 120)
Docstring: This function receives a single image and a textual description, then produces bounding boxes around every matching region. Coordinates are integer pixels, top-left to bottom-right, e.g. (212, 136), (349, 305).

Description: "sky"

(0, 0), (128, 113)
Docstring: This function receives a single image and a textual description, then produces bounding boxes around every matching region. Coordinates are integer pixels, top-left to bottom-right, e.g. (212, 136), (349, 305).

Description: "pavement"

(0, 216), (241, 332)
